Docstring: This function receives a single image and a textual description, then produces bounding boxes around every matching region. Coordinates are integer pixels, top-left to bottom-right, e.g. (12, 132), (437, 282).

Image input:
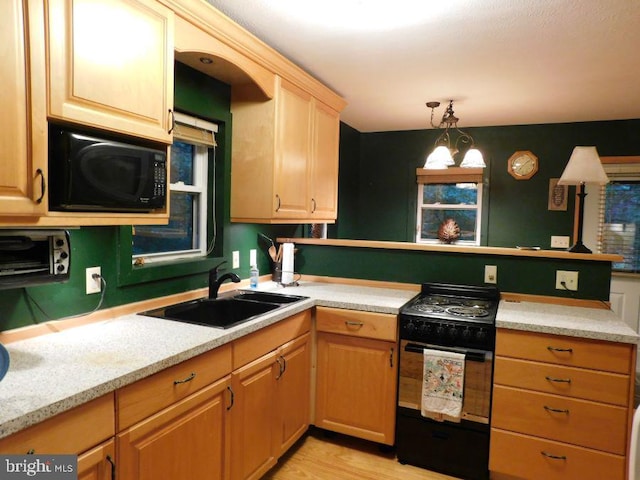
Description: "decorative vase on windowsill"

(438, 219), (461, 244)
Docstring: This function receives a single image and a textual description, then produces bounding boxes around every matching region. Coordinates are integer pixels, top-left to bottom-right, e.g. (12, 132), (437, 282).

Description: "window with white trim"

(416, 169), (483, 244)
(596, 162), (640, 273)
(132, 112), (217, 264)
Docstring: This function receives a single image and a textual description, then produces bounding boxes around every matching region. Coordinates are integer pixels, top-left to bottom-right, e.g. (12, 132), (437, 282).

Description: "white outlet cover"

(556, 270), (578, 291)
(232, 251), (240, 269)
(86, 267), (102, 294)
(249, 249), (257, 267)
(484, 265), (497, 284)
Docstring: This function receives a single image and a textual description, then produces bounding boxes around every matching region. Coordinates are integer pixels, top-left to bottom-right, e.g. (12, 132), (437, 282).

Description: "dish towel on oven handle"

(421, 348), (465, 422)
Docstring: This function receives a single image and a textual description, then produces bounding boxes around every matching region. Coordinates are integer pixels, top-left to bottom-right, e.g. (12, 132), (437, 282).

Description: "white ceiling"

(205, 0), (640, 133)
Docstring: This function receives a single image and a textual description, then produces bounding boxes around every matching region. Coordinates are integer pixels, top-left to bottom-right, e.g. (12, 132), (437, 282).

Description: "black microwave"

(48, 126), (167, 212)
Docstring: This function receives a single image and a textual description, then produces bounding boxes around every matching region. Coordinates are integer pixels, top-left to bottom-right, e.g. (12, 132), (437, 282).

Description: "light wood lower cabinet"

(78, 439), (115, 480)
(490, 328), (635, 480)
(117, 376), (231, 480)
(314, 306), (398, 445)
(0, 394), (115, 479)
(229, 311), (312, 480)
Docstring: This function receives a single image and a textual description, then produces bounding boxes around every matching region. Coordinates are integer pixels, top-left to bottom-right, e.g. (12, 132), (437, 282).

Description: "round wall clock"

(507, 151), (538, 180)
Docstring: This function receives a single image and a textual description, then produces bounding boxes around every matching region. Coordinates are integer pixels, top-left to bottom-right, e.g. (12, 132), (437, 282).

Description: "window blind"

(598, 163), (640, 272)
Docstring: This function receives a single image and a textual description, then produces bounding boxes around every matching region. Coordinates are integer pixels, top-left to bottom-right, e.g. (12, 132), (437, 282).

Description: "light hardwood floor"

(263, 428), (457, 480)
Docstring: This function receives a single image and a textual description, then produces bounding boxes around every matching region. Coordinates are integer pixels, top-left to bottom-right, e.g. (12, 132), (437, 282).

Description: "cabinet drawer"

(494, 356), (629, 406)
(0, 394), (114, 454)
(117, 344), (232, 430)
(490, 428), (625, 480)
(315, 306), (397, 341)
(233, 310), (311, 369)
(492, 385), (627, 454)
(496, 329), (632, 374)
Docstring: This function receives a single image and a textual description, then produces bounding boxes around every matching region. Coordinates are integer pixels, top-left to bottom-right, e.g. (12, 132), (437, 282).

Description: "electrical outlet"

(232, 251), (240, 269)
(551, 236), (570, 248)
(556, 270), (578, 291)
(85, 267), (102, 295)
(484, 265), (497, 284)
(249, 249), (257, 267)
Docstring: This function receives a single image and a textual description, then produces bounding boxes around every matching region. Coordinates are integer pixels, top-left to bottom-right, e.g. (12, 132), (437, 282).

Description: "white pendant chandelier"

(424, 100), (485, 170)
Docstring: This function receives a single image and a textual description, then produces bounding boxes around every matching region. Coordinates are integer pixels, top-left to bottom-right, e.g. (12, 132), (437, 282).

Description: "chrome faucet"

(208, 261), (241, 299)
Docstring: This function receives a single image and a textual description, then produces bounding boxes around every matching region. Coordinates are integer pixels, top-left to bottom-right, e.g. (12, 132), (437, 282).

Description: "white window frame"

(416, 182), (483, 245)
(132, 113), (217, 265)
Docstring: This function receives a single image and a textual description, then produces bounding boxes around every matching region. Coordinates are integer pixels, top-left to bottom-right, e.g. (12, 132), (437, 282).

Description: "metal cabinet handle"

(106, 454), (116, 480)
(544, 405), (570, 414)
(390, 347), (394, 368)
(345, 321), (364, 328)
(35, 169), (46, 204)
(173, 372), (196, 385)
(547, 346), (573, 353)
(276, 356), (286, 380)
(168, 108), (175, 134)
(226, 385), (235, 410)
(311, 198), (316, 213)
(545, 375), (571, 384)
(275, 194), (281, 212)
(541, 451), (567, 460)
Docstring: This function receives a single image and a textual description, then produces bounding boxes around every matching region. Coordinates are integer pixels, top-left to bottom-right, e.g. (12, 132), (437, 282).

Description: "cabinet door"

(315, 332), (398, 445)
(309, 100), (340, 220)
(46, 0), (174, 143)
(1, 0), (47, 215)
(118, 377), (231, 480)
(77, 439), (115, 480)
(273, 79), (312, 219)
(230, 351), (278, 480)
(275, 333), (311, 457)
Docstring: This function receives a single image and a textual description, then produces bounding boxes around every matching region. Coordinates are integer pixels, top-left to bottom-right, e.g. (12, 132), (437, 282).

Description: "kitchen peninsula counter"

(0, 280), (636, 440)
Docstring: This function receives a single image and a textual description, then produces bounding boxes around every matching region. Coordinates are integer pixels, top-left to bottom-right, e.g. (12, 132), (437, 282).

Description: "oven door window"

(398, 340), (492, 423)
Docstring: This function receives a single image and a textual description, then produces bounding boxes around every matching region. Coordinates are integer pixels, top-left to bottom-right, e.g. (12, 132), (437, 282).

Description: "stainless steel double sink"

(141, 290), (308, 329)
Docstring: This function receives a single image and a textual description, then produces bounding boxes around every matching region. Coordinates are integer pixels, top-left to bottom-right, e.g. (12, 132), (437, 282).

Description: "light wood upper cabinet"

(310, 101), (340, 219)
(46, 0), (174, 143)
(231, 77), (340, 223)
(1, 0), (48, 216)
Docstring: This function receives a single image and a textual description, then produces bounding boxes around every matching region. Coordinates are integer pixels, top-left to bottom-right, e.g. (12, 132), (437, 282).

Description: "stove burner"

(413, 304), (446, 314)
(446, 306), (489, 318)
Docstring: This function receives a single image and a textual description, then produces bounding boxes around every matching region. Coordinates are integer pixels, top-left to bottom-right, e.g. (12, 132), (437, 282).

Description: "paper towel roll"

(281, 242), (294, 284)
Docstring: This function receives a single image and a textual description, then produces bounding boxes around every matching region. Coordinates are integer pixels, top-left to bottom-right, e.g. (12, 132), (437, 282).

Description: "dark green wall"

(300, 118), (640, 300)
(340, 119), (640, 247)
(0, 63), (298, 332)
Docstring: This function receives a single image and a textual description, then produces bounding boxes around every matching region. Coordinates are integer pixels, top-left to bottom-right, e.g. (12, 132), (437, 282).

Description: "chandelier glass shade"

(423, 100), (485, 169)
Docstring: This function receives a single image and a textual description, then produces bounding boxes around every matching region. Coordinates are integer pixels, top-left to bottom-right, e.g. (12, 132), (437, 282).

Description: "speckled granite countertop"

(1, 282), (637, 440)
(0, 281), (415, 439)
(497, 299), (639, 344)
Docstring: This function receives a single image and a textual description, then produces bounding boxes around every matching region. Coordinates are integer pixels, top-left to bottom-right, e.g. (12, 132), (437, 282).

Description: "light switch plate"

(232, 251), (240, 269)
(249, 249), (257, 267)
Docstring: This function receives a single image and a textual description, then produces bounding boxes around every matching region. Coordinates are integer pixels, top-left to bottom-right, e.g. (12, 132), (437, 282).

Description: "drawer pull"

(226, 386), (235, 411)
(544, 405), (570, 414)
(173, 372), (196, 385)
(106, 454), (116, 480)
(547, 346), (573, 353)
(345, 321), (364, 328)
(545, 376), (572, 384)
(541, 451), (567, 461)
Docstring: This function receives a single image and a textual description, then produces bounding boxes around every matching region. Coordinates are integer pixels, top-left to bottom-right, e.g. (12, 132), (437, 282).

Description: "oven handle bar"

(404, 343), (490, 363)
